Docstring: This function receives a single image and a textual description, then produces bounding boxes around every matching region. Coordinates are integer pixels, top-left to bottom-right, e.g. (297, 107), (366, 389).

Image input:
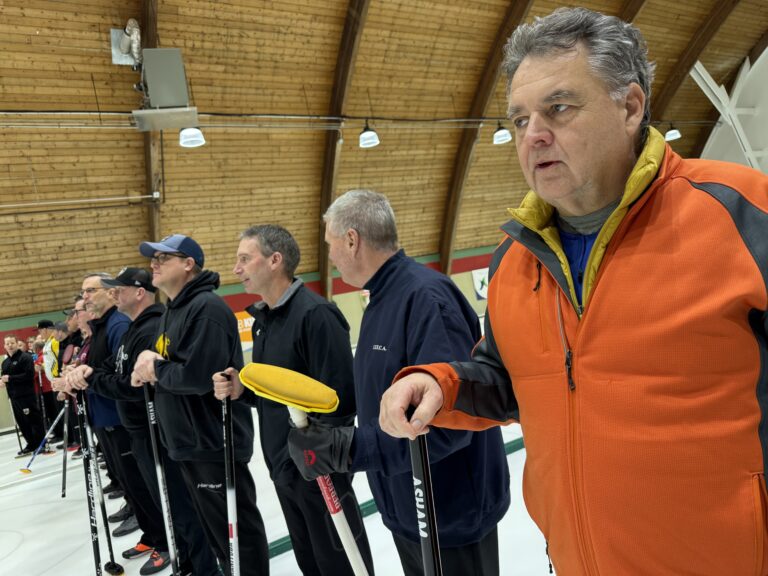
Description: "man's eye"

(513, 117), (528, 129)
(552, 103), (569, 113)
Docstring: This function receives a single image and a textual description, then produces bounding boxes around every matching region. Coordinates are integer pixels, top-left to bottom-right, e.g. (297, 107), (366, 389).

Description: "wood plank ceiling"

(0, 0), (765, 318)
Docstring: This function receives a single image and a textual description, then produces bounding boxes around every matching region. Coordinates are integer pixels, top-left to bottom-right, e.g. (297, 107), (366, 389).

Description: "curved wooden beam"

(318, 0), (371, 299)
(439, 0), (534, 276)
(619, 0), (648, 22)
(651, 0), (742, 121)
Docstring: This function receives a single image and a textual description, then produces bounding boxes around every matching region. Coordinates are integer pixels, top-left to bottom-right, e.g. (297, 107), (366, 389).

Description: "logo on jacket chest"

(372, 344), (388, 352)
(155, 334), (170, 359)
(116, 345), (129, 374)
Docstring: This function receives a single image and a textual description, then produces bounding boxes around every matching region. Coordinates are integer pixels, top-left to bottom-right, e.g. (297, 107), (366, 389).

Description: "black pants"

(65, 398), (81, 446)
(11, 394), (45, 449)
(97, 425), (166, 550)
(275, 473), (374, 576)
(132, 432), (219, 576)
(178, 459), (269, 576)
(41, 391), (65, 438)
(392, 525), (499, 576)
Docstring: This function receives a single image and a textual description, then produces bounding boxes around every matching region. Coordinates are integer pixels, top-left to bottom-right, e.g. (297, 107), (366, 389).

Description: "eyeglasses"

(150, 252), (187, 265)
(82, 287), (107, 294)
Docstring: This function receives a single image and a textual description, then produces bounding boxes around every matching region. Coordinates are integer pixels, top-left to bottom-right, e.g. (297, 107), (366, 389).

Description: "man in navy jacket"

(288, 189), (510, 576)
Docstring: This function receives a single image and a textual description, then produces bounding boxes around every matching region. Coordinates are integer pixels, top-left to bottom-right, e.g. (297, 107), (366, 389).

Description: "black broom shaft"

(408, 434), (443, 576)
(76, 393), (103, 576)
(143, 383), (181, 576)
(61, 398), (69, 498)
(81, 392), (121, 568)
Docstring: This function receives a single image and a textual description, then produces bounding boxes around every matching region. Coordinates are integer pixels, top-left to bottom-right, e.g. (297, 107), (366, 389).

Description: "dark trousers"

(132, 432), (219, 576)
(392, 525), (499, 576)
(66, 398), (81, 446)
(97, 425), (167, 550)
(178, 459), (269, 576)
(11, 394), (45, 449)
(41, 391), (64, 438)
(275, 473), (374, 576)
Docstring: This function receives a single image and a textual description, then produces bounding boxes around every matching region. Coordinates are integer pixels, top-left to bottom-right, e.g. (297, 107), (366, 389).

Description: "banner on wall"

(235, 310), (254, 357)
(472, 268), (489, 300)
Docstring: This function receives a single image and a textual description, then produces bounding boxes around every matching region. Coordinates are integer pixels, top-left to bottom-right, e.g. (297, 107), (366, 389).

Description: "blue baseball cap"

(139, 234), (205, 268)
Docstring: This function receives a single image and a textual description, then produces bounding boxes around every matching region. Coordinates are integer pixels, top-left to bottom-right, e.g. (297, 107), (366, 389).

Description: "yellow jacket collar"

(508, 127), (667, 231)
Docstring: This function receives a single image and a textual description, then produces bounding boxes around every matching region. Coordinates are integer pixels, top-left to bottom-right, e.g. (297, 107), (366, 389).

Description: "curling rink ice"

(0, 419), (546, 575)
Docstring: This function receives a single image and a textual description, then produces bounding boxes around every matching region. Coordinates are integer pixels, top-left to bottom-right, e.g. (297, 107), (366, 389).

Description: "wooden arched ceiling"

(318, 0), (371, 299)
(0, 0), (766, 321)
(438, 0), (534, 276)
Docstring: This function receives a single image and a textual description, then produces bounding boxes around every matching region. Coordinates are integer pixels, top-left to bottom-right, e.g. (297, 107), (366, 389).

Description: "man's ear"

(346, 229), (360, 252)
(270, 251), (283, 269)
(624, 82), (645, 136)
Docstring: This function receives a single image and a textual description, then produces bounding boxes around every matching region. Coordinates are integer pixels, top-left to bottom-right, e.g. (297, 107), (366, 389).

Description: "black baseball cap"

(139, 234), (204, 268)
(37, 319), (54, 330)
(101, 267), (156, 292)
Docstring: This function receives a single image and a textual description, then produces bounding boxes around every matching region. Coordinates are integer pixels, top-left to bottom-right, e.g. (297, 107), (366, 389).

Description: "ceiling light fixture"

(664, 125), (682, 141)
(359, 121), (380, 148)
(179, 127), (206, 148)
(493, 122), (512, 145)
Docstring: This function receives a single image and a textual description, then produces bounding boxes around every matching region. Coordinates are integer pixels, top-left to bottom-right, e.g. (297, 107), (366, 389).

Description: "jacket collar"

(501, 127), (667, 311)
(246, 278), (303, 317)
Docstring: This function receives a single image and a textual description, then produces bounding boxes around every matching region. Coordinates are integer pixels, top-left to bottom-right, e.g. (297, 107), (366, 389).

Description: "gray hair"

(323, 189), (399, 252)
(83, 272), (112, 280)
(240, 224), (300, 279)
(503, 7), (656, 145)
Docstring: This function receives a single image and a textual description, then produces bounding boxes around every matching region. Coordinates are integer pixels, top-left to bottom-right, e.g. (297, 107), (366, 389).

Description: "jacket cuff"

(393, 363), (460, 428)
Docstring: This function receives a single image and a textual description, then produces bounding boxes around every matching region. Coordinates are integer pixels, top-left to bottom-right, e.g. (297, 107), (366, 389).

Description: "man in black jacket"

(131, 234), (269, 576)
(2, 334), (45, 455)
(67, 268), (219, 576)
(213, 224), (374, 575)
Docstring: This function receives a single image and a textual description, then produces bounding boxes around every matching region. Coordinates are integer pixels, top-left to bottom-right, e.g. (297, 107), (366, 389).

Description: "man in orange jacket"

(380, 7), (768, 576)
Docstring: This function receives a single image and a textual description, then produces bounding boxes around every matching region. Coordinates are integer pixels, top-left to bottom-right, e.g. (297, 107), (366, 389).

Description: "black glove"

(288, 420), (355, 481)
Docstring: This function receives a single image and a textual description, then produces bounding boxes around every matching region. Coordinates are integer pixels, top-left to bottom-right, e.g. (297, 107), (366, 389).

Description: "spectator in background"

(2, 334), (45, 456)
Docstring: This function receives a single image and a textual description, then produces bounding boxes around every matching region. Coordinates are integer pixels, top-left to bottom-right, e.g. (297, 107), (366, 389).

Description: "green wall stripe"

(267, 435), (524, 558)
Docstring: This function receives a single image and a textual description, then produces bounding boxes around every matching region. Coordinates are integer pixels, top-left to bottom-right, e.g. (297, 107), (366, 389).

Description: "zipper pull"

(533, 261), (542, 292)
(565, 349), (575, 390)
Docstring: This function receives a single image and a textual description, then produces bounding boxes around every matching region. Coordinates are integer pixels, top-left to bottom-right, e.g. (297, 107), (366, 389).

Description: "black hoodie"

(1, 349), (35, 399)
(88, 302), (165, 434)
(152, 271), (254, 462)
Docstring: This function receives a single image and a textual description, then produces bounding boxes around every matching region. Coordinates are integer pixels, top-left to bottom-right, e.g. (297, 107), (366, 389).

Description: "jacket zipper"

(555, 289), (599, 575)
(555, 295), (575, 390)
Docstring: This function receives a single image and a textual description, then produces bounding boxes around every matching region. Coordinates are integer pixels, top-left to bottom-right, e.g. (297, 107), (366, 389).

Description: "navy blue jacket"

(86, 306), (130, 428)
(350, 250), (510, 547)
